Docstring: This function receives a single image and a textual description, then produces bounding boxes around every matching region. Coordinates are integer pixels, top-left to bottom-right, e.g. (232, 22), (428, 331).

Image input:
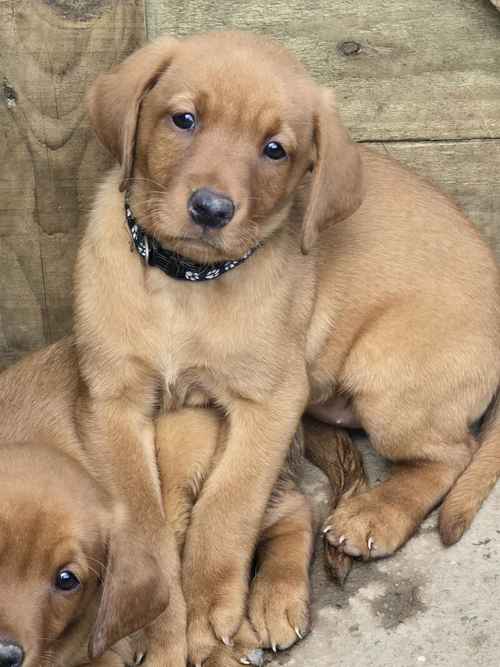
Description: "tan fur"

(0, 338), (362, 666)
(156, 410), (314, 663)
(77, 31), (500, 664)
(303, 416), (368, 584)
(0, 340), (181, 666)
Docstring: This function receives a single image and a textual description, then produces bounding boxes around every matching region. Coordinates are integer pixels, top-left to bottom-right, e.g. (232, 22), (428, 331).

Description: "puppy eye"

(263, 141), (287, 161)
(55, 569), (81, 592)
(172, 112), (196, 131)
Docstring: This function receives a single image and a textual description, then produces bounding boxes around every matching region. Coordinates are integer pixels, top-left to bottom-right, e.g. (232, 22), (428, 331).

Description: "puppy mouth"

(161, 223), (260, 261)
(149, 216), (225, 256)
(147, 207), (258, 262)
(184, 229), (224, 245)
(170, 231), (225, 252)
(158, 231), (242, 265)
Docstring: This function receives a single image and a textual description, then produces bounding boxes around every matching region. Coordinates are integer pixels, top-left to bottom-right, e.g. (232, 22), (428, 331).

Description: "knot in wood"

(338, 40), (361, 56)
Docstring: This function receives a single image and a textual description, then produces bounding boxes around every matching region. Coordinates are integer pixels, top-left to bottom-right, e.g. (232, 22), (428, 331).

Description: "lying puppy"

(0, 340), (182, 667)
(0, 338), (364, 666)
(76, 31), (500, 665)
(0, 444), (137, 667)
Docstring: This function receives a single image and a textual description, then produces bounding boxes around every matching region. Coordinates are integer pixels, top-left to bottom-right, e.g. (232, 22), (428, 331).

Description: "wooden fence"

(1, 0), (499, 368)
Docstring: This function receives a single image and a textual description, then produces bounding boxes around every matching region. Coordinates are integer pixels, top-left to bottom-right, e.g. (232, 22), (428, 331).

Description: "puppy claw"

(324, 530), (346, 549)
(271, 642), (277, 653)
(295, 627), (304, 640)
(221, 636), (233, 647)
(322, 525), (333, 534)
(368, 536), (374, 552)
(324, 541), (353, 586)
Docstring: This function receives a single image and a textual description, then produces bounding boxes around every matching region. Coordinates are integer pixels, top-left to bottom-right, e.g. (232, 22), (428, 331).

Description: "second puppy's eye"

(172, 112), (196, 131)
(55, 569), (81, 592)
(263, 141), (287, 161)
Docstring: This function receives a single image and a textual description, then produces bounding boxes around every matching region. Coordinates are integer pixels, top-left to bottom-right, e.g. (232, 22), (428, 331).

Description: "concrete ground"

(269, 437), (500, 667)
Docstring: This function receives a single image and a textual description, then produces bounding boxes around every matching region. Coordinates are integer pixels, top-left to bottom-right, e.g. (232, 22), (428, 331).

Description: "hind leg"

(323, 398), (476, 559)
(325, 456), (474, 559)
(313, 318), (493, 559)
(311, 292), (499, 560)
(249, 417), (370, 643)
(303, 416), (368, 582)
(248, 481), (314, 653)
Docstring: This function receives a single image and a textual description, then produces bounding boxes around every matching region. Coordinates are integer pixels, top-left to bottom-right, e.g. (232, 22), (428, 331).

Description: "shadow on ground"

(269, 436), (500, 667)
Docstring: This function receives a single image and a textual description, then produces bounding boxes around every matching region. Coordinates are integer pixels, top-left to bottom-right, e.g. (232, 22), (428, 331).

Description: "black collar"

(124, 195), (260, 282)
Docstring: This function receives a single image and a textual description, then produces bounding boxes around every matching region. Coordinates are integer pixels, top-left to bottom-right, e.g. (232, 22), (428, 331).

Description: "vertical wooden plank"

(0, 0), (145, 368)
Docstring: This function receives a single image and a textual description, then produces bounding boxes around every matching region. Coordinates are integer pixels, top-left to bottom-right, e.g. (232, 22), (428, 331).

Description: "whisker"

(124, 175), (168, 191)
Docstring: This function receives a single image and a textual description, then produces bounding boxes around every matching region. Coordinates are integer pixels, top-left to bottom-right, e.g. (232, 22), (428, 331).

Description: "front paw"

(249, 569), (310, 653)
(140, 591), (188, 667)
(134, 632), (186, 667)
(323, 492), (415, 562)
(195, 620), (264, 667)
(112, 631), (148, 666)
(141, 646), (186, 667)
(185, 569), (247, 666)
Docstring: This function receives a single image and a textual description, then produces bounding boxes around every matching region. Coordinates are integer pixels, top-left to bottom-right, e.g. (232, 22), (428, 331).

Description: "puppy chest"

(152, 290), (264, 360)
(150, 315), (284, 405)
(148, 278), (297, 400)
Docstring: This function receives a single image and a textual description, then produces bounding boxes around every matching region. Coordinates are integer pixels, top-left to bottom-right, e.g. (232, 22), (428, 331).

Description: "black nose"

(188, 188), (235, 229)
(0, 641), (24, 667)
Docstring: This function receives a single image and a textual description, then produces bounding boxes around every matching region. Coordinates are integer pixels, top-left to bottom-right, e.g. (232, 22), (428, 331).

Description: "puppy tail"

(303, 416), (368, 584)
(440, 392), (500, 546)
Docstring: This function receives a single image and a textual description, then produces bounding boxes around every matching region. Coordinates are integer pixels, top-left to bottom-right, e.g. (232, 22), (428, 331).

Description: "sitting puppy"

(0, 338), (364, 666)
(77, 31), (500, 665)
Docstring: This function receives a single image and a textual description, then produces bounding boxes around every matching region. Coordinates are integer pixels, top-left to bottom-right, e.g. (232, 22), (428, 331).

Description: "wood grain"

(146, 0), (500, 141)
(1, 1), (499, 368)
(0, 0), (145, 368)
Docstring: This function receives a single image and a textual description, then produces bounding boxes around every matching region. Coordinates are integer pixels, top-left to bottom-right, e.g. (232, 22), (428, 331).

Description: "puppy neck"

(124, 192), (263, 282)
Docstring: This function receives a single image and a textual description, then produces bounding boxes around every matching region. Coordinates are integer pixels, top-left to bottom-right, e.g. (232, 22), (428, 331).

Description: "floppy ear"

(86, 36), (178, 192)
(301, 88), (363, 254)
(88, 516), (169, 659)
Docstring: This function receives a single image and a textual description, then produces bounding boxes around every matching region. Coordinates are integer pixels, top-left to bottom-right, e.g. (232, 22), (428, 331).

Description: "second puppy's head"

(0, 443), (163, 667)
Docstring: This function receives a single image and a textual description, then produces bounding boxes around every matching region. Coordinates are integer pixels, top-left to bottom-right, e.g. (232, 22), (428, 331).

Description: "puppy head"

(0, 443), (167, 667)
(87, 31), (362, 260)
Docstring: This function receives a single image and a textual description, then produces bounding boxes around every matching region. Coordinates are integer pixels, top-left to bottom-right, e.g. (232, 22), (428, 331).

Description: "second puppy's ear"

(86, 36), (178, 191)
(89, 507), (169, 659)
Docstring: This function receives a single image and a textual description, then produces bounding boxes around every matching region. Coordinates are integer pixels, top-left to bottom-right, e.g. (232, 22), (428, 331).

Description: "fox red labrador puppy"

(0, 341), (159, 667)
(77, 31), (500, 665)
